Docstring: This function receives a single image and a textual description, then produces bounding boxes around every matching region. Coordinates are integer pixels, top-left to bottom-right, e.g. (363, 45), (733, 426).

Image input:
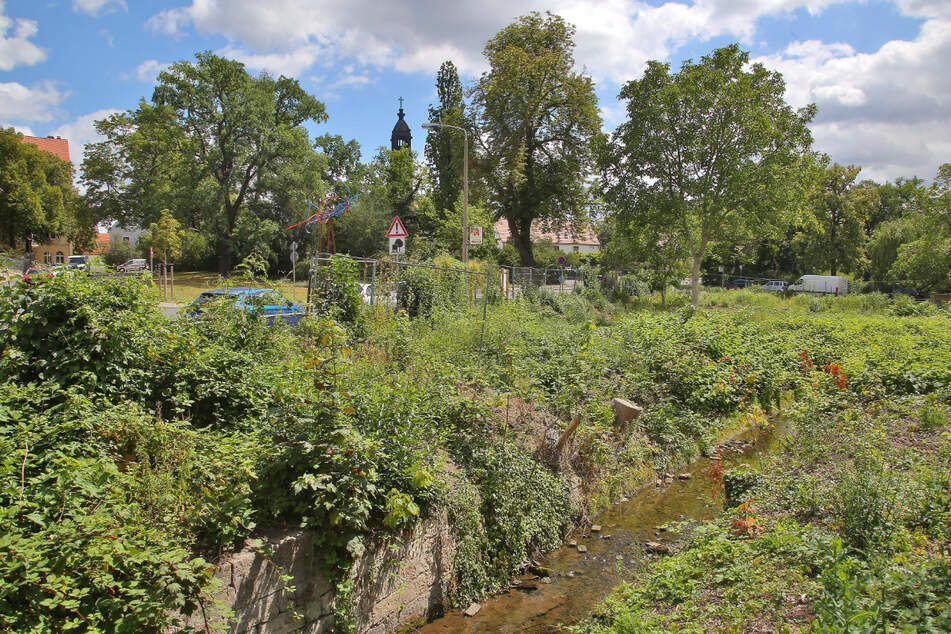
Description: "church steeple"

(391, 97), (412, 150)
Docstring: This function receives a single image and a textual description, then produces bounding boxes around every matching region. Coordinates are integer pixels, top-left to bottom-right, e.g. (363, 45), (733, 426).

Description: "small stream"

(418, 420), (788, 633)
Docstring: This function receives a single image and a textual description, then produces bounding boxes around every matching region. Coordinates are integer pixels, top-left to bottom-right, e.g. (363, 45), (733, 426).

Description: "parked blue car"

(186, 287), (306, 326)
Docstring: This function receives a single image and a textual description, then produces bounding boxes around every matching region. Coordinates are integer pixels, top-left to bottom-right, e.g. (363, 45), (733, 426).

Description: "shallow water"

(417, 421), (786, 633)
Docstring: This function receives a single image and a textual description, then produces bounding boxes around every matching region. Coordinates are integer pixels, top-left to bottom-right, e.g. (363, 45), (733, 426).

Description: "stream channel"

(417, 419), (789, 633)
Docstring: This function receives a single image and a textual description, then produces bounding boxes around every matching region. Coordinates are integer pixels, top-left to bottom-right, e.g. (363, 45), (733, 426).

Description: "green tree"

(0, 128), (77, 250)
(422, 191), (497, 259)
(83, 52), (327, 274)
(382, 147), (422, 228)
(887, 162), (951, 291)
(601, 44), (815, 305)
(425, 61), (469, 218)
(601, 217), (689, 305)
(81, 105), (192, 232)
(867, 215), (927, 281)
(890, 223), (951, 292)
(473, 12), (600, 267)
(145, 209), (183, 268)
(859, 177), (929, 238)
(800, 163), (868, 276)
(103, 238), (138, 267)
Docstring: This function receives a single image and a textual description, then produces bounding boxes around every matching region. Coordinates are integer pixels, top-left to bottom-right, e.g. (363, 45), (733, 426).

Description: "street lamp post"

(421, 121), (468, 267)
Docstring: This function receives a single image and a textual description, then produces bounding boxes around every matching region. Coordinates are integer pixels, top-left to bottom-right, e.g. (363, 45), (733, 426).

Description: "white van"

(117, 259), (149, 272)
(788, 275), (848, 295)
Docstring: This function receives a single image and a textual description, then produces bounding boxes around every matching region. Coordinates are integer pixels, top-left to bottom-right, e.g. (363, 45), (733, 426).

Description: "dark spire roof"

(391, 97), (411, 150)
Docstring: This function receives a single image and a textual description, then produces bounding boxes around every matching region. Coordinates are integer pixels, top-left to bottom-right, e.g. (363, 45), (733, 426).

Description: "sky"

(2, 0), (949, 186)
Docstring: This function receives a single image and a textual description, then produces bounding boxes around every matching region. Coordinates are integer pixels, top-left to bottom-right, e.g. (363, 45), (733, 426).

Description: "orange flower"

(837, 374), (847, 390)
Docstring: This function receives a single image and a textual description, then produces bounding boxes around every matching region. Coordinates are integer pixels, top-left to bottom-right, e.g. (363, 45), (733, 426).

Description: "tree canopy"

(473, 12), (600, 267)
(82, 52), (327, 274)
(0, 128), (78, 250)
(799, 162), (868, 276)
(600, 44), (815, 304)
(425, 61), (470, 219)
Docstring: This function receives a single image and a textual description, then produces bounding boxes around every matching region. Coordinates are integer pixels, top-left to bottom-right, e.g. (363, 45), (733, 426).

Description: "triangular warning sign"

(386, 216), (408, 238)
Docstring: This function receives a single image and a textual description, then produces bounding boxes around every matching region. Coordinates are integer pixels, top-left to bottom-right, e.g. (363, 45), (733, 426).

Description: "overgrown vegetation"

(574, 310), (951, 633)
(3, 268), (950, 630)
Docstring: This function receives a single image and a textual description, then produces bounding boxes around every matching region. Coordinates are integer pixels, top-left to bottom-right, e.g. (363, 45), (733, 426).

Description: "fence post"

(371, 261), (377, 306)
(480, 270), (489, 350)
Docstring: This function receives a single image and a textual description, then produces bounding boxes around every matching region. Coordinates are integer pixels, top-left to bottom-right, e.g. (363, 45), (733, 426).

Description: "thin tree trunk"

(217, 238), (232, 276)
(690, 251), (703, 307)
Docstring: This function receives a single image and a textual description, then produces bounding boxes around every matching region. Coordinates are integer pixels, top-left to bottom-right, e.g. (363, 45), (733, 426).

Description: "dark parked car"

(730, 278), (756, 289)
(186, 287), (306, 326)
(891, 287), (925, 300)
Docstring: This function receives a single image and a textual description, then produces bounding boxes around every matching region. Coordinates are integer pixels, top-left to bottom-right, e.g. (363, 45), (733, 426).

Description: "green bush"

(451, 440), (573, 597)
(103, 238), (138, 267)
(311, 255), (364, 324)
(0, 384), (262, 630)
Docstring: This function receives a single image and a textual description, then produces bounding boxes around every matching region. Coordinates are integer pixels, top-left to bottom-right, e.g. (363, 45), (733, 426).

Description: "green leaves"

(474, 12), (601, 267)
(83, 51), (329, 273)
(603, 44), (815, 305)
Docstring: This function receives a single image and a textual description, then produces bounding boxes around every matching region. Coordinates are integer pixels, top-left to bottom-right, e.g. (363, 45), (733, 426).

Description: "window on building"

(55, 251), (64, 264)
(43, 252), (52, 265)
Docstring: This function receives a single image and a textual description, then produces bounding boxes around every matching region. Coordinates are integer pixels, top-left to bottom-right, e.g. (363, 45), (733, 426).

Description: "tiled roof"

(20, 135), (71, 163)
(494, 219), (600, 247)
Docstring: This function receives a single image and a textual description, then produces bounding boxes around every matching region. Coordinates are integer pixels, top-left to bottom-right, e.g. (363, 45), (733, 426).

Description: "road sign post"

(387, 216), (408, 257)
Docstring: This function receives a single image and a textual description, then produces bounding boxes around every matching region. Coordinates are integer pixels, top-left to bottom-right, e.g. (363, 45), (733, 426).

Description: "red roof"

(494, 219), (600, 247)
(19, 135), (71, 163)
(91, 233), (110, 254)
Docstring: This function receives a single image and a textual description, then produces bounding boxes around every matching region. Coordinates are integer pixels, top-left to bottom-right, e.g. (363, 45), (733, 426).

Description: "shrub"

(832, 461), (900, 553)
(310, 255), (364, 324)
(0, 385), (262, 630)
(103, 238), (138, 267)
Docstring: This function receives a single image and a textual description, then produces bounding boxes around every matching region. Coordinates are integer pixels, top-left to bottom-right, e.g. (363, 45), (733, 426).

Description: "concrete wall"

(175, 512), (455, 633)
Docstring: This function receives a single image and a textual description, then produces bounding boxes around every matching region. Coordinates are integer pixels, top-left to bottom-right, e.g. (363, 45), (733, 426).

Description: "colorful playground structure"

(284, 186), (359, 254)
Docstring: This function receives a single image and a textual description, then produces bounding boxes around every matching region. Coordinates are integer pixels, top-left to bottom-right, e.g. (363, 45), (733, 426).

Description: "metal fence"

(307, 252), (491, 343)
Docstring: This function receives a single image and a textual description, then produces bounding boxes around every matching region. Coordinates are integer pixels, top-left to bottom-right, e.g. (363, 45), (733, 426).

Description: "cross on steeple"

(398, 96), (404, 109)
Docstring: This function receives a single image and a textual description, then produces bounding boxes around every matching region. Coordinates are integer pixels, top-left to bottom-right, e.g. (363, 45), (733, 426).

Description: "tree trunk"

(508, 217), (535, 267)
(690, 250), (703, 307)
(218, 200), (239, 275)
(217, 236), (232, 276)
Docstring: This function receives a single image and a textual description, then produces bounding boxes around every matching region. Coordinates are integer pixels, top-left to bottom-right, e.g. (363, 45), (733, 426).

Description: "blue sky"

(2, 0), (949, 184)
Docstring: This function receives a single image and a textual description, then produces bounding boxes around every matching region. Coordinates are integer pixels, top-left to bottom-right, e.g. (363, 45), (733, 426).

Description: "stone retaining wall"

(176, 512), (455, 633)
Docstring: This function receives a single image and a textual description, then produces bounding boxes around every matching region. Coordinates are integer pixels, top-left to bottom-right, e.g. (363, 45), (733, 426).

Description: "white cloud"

(0, 80), (65, 124)
(753, 15), (951, 181)
(0, 1), (46, 70)
(131, 59), (170, 83)
(144, 0), (951, 181)
(218, 44), (325, 78)
(49, 108), (122, 175)
(72, 0), (127, 16)
(144, 0), (857, 84)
